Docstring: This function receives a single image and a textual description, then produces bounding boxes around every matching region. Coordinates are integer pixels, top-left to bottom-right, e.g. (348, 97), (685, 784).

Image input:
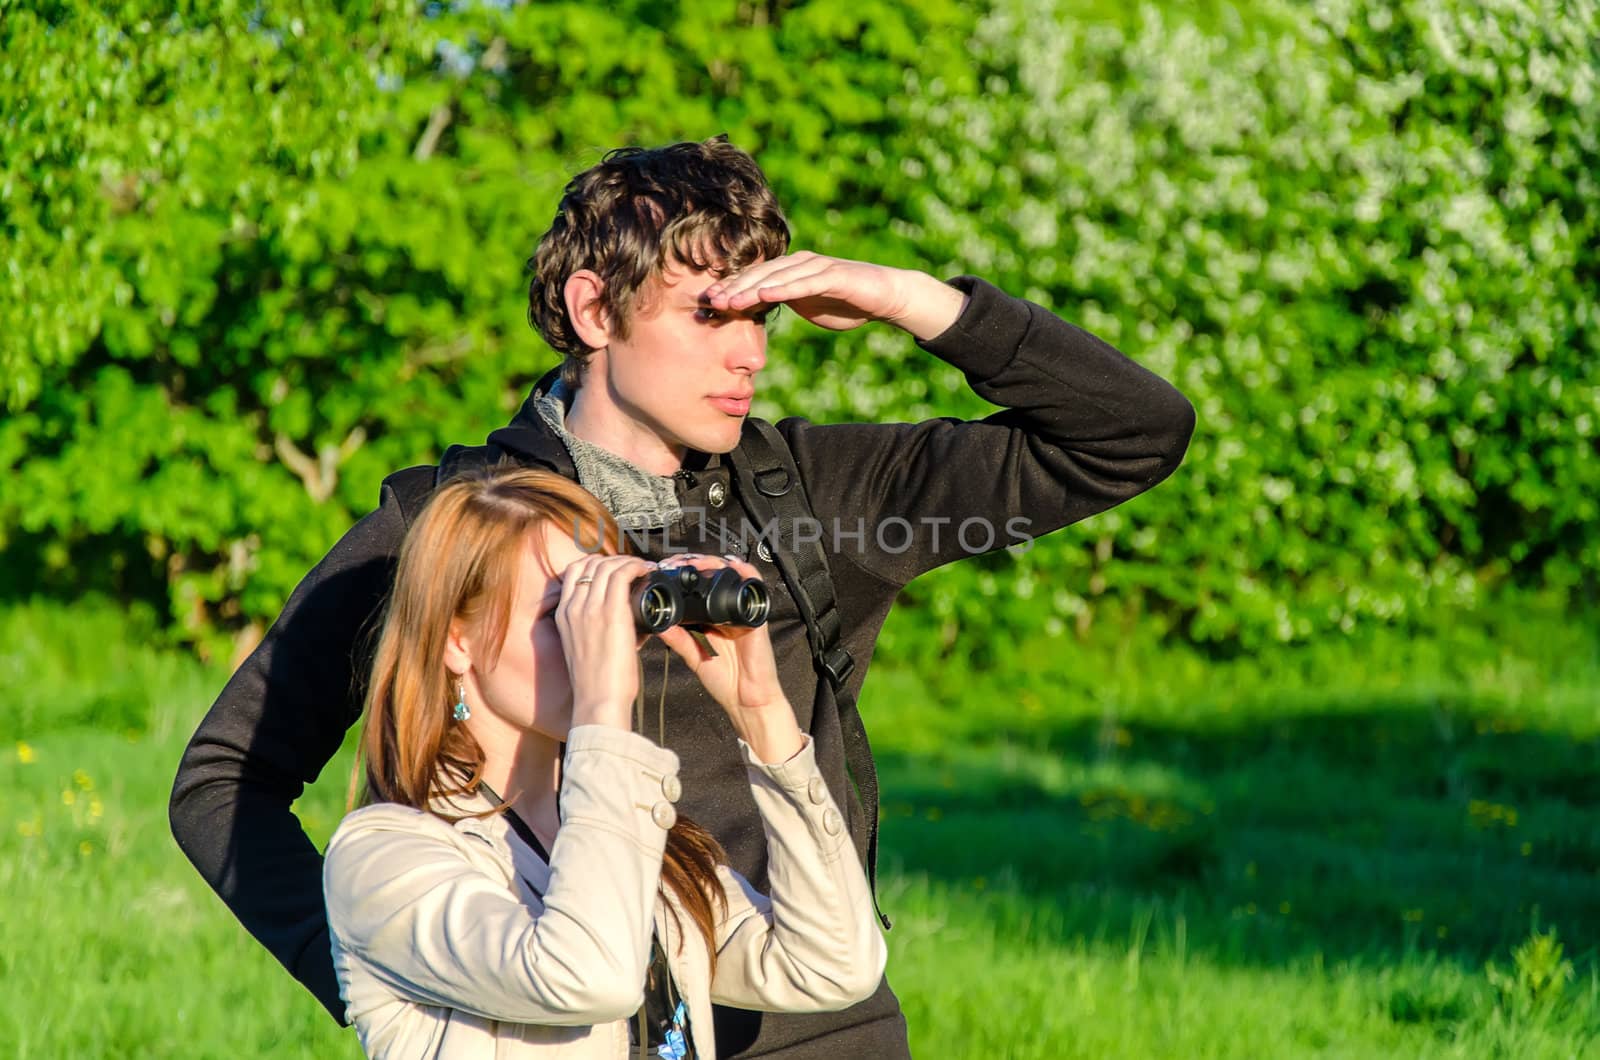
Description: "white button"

(662, 775), (682, 803)
(807, 777), (828, 805)
(822, 808), (843, 836)
(651, 802), (677, 830)
(757, 541), (773, 562)
(707, 481), (727, 508)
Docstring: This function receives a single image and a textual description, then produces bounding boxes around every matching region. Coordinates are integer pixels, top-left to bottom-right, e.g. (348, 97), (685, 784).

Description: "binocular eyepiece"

(631, 566), (770, 634)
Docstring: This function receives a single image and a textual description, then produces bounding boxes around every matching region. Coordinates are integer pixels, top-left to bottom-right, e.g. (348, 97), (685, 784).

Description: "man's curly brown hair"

(527, 136), (791, 388)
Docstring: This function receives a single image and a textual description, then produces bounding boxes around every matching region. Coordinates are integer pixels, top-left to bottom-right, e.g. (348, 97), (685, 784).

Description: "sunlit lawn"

(2, 597), (1596, 1058)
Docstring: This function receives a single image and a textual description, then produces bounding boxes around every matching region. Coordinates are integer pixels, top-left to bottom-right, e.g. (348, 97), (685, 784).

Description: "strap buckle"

(821, 645), (855, 689)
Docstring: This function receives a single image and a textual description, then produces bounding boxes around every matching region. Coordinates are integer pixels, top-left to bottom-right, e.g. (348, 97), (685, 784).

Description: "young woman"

(322, 467), (885, 1059)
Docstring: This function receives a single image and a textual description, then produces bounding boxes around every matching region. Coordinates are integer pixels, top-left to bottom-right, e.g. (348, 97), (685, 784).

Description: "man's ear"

(564, 270), (610, 350)
(444, 618), (474, 681)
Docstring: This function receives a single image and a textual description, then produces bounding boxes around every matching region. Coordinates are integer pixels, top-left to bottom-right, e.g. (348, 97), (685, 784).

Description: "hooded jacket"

(171, 275), (1196, 1058)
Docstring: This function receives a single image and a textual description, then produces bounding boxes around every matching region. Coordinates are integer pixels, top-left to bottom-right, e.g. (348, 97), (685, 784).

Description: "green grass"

(0, 602), (357, 1059)
(2, 595), (1597, 1057)
(868, 594), (1600, 1057)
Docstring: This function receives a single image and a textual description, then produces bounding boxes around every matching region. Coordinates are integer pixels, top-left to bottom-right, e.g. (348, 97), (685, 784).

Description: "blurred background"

(2, 0), (1597, 1056)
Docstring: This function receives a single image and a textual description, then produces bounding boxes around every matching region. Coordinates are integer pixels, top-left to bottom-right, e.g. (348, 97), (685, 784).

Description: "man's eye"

(694, 307), (723, 323)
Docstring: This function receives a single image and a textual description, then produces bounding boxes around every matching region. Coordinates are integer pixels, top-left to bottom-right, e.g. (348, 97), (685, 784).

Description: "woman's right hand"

(554, 553), (655, 730)
(654, 555), (806, 764)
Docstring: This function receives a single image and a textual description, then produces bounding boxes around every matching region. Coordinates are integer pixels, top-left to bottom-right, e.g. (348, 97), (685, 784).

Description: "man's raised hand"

(702, 252), (968, 341)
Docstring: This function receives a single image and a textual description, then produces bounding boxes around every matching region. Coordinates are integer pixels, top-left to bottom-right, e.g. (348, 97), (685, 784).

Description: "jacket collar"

(475, 370), (735, 536)
(455, 369), (578, 481)
(429, 785), (506, 843)
(530, 377), (683, 531)
(433, 785), (560, 903)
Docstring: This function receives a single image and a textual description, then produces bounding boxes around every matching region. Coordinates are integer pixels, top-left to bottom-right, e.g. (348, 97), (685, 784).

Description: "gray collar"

(534, 380), (682, 531)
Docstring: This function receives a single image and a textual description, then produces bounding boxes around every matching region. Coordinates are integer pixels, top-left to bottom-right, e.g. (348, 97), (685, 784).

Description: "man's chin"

(694, 422), (746, 456)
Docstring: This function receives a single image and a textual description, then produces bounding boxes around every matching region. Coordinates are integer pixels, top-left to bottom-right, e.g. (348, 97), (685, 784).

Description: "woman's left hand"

(654, 554), (805, 764)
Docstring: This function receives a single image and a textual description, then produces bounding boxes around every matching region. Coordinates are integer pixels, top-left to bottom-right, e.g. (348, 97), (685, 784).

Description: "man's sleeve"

(168, 487), (409, 1022)
(778, 275), (1196, 588)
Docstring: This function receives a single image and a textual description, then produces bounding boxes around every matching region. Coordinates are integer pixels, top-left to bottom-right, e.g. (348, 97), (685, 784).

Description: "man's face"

(592, 261), (772, 457)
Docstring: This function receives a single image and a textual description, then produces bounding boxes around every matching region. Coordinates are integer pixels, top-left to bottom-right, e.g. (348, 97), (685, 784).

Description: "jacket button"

(707, 481), (727, 509)
(651, 802), (677, 830)
(662, 775), (682, 803)
(807, 777), (828, 805)
(757, 541), (773, 562)
(822, 808), (843, 836)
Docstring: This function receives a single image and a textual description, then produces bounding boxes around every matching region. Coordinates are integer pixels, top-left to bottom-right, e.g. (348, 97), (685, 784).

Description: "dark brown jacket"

(170, 276), (1195, 1058)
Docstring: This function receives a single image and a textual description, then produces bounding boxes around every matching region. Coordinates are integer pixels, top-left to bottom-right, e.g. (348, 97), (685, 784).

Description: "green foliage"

(895, 0), (1600, 650)
(1488, 926), (1577, 1017)
(2, 0), (1597, 652)
(0, 0), (971, 652)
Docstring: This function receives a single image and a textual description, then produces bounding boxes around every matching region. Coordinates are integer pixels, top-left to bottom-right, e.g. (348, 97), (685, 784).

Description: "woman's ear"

(443, 619), (473, 681)
(564, 270), (610, 351)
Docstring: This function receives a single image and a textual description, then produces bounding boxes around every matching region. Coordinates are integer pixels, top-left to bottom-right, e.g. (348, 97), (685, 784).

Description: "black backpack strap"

(736, 420), (854, 689)
(727, 418), (891, 930)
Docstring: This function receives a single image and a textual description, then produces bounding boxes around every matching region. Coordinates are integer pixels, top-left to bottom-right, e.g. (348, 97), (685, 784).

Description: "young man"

(171, 137), (1195, 1057)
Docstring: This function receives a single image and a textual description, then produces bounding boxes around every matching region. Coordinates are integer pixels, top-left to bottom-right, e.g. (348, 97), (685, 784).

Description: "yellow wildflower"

(1468, 800), (1518, 830)
(16, 742), (36, 764)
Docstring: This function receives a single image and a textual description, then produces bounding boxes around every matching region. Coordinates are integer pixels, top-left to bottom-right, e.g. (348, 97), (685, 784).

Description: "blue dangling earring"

(452, 680), (471, 722)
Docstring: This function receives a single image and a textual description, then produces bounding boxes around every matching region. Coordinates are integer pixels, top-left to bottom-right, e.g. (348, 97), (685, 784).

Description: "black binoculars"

(631, 566), (771, 634)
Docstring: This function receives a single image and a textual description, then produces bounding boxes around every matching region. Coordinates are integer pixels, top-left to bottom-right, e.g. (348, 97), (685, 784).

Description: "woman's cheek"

(530, 620), (563, 655)
(531, 627), (574, 696)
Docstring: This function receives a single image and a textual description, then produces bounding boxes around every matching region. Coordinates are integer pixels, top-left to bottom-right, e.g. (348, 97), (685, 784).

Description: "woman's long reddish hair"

(355, 465), (727, 966)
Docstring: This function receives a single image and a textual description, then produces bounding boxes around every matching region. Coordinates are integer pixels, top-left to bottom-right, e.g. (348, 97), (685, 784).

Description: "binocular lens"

(634, 583), (680, 634)
(734, 582), (770, 626)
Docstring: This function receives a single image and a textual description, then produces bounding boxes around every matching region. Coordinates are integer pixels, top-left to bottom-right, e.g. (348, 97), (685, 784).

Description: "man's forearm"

(776, 276), (1195, 588)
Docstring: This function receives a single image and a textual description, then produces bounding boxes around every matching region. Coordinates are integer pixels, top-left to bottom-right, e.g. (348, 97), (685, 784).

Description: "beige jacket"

(323, 725), (887, 1059)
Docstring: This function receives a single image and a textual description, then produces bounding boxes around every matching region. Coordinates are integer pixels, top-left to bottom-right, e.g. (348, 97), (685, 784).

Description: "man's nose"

(728, 324), (767, 374)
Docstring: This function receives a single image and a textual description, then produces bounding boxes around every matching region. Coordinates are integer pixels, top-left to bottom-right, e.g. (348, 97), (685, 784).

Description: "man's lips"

(709, 394), (752, 416)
